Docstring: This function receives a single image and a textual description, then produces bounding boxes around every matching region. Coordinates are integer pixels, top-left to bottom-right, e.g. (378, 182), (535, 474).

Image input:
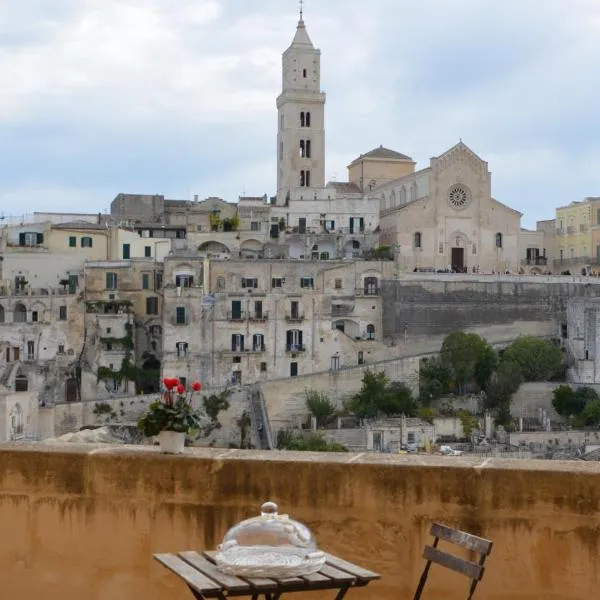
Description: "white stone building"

(566, 297), (600, 384)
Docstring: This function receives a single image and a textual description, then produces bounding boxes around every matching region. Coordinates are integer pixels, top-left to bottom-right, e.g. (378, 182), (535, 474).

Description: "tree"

(577, 399), (600, 427)
(457, 410), (479, 439)
(378, 382), (416, 417)
(502, 337), (563, 381)
(484, 360), (522, 411)
(474, 345), (499, 390)
(345, 370), (388, 419)
(441, 332), (493, 392)
(419, 357), (453, 404)
(551, 385), (590, 418)
(305, 391), (337, 428)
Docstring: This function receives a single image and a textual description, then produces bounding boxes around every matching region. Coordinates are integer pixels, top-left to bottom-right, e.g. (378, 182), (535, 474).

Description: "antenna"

(299, 0), (304, 20)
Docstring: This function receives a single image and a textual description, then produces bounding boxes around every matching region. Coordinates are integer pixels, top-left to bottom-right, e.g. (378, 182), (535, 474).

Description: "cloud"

(0, 0), (599, 228)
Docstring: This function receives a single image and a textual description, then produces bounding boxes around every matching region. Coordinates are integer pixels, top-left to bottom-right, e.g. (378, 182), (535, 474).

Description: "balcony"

(286, 344), (306, 353)
(249, 312), (269, 322)
(521, 257), (548, 266)
(227, 311), (246, 322)
(285, 313), (305, 322)
(355, 287), (380, 297)
(249, 345), (266, 353)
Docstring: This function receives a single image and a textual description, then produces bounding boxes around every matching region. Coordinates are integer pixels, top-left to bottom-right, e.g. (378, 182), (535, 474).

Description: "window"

(300, 111), (305, 127)
(303, 68), (307, 78)
(241, 277), (258, 288)
(250, 221), (261, 232)
(286, 329), (303, 352)
(306, 112), (311, 127)
(272, 277), (283, 288)
(106, 272), (118, 290)
(231, 300), (243, 320)
(260, 362), (267, 372)
(231, 334), (245, 352)
(146, 297), (158, 315)
(176, 274), (194, 288)
(155, 273), (163, 289)
(216, 277), (226, 290)
(325, 220), (335, 231)
(330, 355), (340, 371)
(106, 328), (112, 334)
(175, 306), (186, 325)
(27, 341), (35, 361)
(495, 233), (503, 248)
(366, 324), (376, 340)
(69, 236), (76, 248)
(19, 232), (43, 246)
(142, 274), (150, 290)
(472, 243), (477, 254)
(364, 277), (378, 295)
(122, 243), (130, 259)
(176, 342), (188, 358)
(300, 170), (311, 187)
(32, 311), (38, 322)
(300, 277), (314, 289)
(254, 300), (263, 319)
(252, 334), (265, 352)
(300, 140), (311, 158)
(13, 303), (27, 323)
(414, 232), (422, 249)
(358, 351), (364, 365)
(81, 237), (93, 248)
(233, 356), (242, 364)
(58, 344), (65, 355)
(59, 306), (67, 321)
(290, 301), (301, 319)
(334, 278), (342, 290)
(144, 246), (152, 257)
(290, 362), (298, 377)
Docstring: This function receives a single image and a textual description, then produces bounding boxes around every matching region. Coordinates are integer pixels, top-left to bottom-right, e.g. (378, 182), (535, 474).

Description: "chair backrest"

(413, 523), (493, 600)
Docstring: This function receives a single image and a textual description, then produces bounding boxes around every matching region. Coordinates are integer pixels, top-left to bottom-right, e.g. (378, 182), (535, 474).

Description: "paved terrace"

(0, 444), (598, 600)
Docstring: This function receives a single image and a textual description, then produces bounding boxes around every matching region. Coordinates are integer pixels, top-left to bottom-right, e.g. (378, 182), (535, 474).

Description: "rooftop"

(353, 145), (413, 162)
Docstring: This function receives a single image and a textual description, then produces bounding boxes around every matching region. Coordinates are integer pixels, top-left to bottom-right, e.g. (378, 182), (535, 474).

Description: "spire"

(289, 2), (314, 49)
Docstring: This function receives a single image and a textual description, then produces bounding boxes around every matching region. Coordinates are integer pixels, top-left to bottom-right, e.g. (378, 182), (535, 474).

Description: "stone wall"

(382, 274), (600, 338)
(0, 445), (600, 599)
(261, 355), (420, 430)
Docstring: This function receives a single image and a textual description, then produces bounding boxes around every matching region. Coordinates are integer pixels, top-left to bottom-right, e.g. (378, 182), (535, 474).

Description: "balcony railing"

(355, 287), (379, 296)
(286, 344), (306, 353)
(285, 313), (305, 322)
(249, 312), (269, 322)
(521, 257), (548, 266)
(249, 345), (266, 353)
(227, 311), (246, 322)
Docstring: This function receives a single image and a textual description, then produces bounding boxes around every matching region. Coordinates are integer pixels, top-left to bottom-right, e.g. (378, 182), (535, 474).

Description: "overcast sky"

(1, 0), (599, 228)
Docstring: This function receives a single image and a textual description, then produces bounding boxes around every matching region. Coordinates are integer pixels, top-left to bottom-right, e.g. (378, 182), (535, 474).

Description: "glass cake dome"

(215, 501), (326, 578)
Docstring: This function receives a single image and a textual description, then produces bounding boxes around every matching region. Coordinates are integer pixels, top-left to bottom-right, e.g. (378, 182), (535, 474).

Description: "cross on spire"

(299, 0), (304, 20)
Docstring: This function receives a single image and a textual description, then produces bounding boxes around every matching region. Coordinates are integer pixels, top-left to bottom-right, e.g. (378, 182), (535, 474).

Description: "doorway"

(451, 247), (464, 272)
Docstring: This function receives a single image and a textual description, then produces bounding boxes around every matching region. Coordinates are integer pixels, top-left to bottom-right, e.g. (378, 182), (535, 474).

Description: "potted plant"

(137, 378), (203, 454)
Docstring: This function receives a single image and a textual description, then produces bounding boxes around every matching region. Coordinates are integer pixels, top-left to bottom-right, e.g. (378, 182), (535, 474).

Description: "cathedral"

(273, 12), (523, 273)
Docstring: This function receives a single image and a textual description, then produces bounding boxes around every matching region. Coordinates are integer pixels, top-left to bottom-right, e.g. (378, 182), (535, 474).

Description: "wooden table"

(154, 550), (380, 600)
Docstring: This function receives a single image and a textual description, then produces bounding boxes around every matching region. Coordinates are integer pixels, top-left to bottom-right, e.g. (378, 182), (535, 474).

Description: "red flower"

(191, 381), (202, 392)
(163, 377), (179, 390)
(176, 383), (185, 394)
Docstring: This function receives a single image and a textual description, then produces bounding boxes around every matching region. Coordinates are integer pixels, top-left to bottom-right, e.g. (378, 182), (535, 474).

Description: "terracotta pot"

(158, 431), (186, 454)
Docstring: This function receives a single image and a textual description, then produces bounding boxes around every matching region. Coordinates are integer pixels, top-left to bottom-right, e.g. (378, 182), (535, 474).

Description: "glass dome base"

(215, 544), (326, 578)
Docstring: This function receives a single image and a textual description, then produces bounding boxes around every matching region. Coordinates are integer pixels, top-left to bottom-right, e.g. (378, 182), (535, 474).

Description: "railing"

(521, 257), (548, 266)
(249, 312), (269, 321)
(331, 306), (354, 317)
(567, 226), (576, 234)
(227, 311), (246, 322)
(171, 316), (189, 326)
(553, 257), (600, 267)
(249, 345), (266, 353)
(286, 344), (306, 353)
(285, 313), (305, 322)
(355, 287), (379, 296)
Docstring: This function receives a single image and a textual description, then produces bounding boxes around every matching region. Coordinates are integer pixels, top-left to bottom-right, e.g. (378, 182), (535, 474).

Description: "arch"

(141, 356), (161, 394)
(366, 323), (376, 340)
(410, 182), (418, 202)
(344, 239), (361, 258)
(495, 232), (503, 248)
(400, 186), (407, 204)
(0, 305), (4, 323)
(13, 302), (27, 323)
(332, 318), (360, 338)
(390, 189), (396, 208)
(240, 239), (263, 253)
(380, 193), (386, 211)
(198, 241), (231, 255)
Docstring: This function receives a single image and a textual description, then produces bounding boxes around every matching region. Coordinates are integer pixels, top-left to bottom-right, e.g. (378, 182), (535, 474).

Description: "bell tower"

(276, 10), (326, 204)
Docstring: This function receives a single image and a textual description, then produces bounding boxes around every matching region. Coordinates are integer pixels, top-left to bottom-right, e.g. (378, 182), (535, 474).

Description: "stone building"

(566, 297), (600, 384)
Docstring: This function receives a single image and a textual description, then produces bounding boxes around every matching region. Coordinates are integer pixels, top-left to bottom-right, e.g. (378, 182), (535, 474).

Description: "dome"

(215, 501), (325, 577)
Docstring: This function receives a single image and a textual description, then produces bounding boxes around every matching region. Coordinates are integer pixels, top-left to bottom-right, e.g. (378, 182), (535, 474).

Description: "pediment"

(433, 142), (488, 177)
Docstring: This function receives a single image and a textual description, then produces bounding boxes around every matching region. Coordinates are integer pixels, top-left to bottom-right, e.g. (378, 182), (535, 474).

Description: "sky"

(1, 0), (599, 228)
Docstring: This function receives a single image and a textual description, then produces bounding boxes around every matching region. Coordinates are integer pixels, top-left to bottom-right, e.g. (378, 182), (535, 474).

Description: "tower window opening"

(300, 140), (305, 157)
(306, 140), (311, 158)
(303, 68), (307, 78)
(300, 112), (305, 127)
(306, 112), (311, 127)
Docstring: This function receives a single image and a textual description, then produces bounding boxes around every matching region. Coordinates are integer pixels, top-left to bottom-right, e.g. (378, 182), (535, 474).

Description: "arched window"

(400, 186), (407, 204)
(380, 193), (386, 211)
(495, 233), (503, 248)
(414, 232), (422, 249)
(13, 303), (27, 323)
(410, 182), (417, 201)
(390, 189), (396, 208)
(366, 324), (376, 340)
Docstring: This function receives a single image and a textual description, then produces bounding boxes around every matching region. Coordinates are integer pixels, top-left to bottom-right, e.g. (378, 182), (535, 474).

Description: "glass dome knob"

(261, 501), (278, 516)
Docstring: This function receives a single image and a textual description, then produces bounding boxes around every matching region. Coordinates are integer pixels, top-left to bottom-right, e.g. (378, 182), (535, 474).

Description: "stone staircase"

(250, 387), (274, 449)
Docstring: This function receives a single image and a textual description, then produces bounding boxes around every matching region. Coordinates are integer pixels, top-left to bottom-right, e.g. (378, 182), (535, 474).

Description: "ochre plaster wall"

(0, 445), (599, 600)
